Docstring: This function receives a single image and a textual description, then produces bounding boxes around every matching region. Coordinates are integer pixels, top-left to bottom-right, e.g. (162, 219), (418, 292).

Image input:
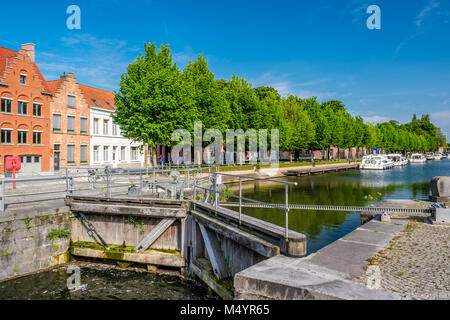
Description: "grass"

(216, 160), (360, 172)
(48, 229), (70, 241)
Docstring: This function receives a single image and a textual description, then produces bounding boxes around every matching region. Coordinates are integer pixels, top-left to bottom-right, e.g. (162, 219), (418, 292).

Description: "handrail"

(192, 171), (297, 241)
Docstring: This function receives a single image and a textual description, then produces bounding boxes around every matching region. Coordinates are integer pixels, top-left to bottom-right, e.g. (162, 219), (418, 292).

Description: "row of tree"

(113, 43), (447, 164)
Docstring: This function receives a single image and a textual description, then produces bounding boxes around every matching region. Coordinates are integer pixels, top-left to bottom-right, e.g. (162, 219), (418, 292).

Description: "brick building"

(47, 73), (90, 170)
(0, 44), (51, 175)
(77, 84), (144, 168)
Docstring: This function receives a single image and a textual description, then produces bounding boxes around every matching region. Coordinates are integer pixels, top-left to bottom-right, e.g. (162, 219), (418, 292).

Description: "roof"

(46, 80), (63, 94)
(78, 83), (116, 111)
(0, 46), (51, 93)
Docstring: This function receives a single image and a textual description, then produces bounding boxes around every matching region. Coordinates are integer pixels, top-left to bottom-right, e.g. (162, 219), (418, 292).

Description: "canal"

(230, 159), (450, 254)
(1, 159), (448, 299)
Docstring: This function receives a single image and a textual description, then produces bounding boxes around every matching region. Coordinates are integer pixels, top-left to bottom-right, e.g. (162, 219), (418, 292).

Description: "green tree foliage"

(114, 43), (447, 162)
(281, 96), (315, 160)
(113, 43), (196, 166)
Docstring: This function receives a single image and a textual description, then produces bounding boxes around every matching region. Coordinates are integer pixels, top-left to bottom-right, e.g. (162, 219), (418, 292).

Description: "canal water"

(0, 263), (208, 300)
(1, 159), (447, 299)
(232, 159), (450, 254)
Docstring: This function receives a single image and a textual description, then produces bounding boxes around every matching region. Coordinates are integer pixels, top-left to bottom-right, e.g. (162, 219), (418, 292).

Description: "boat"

(425, 152), (435, 160)
(435, 153), (444, 160)
(410, 153), (426, 163)
(360, 155), (393, 170)
(447, 153), (450, 160)
(387, 154), (408, 166)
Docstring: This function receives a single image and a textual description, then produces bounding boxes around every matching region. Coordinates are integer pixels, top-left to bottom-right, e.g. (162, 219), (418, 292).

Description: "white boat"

(360, 155), (393, 170)
(447, 154), (450, 160)
(435, 153), (444, 160)
(410, 153), (426, 163)
(425, 152), (435, 160)
(387, 154), (408, 166)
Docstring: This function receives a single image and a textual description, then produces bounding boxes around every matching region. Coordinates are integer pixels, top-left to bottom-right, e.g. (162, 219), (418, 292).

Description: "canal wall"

(0, 203), (70, 281)
(234, 202), (412, 300)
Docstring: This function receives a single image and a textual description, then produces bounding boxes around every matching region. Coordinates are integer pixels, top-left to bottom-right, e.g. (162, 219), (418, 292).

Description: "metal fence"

(0, 165), (218, 211)
(191, 171), (297, 240)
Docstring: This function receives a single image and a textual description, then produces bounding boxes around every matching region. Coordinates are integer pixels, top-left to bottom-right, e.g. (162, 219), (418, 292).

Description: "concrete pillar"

(430, 176), (450, 202)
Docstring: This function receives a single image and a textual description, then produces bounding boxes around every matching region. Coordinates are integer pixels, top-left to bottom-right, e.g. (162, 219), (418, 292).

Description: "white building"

(78, 84), (144, 168)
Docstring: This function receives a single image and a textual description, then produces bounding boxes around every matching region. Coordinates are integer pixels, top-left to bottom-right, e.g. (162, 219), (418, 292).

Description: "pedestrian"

(160, 153), (165, 168)
(168, 152), (171, 168)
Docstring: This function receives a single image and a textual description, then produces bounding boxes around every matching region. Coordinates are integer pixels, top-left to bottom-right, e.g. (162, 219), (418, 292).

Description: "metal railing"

(191, 171), (297, 240)
(0, 165), (217, 211)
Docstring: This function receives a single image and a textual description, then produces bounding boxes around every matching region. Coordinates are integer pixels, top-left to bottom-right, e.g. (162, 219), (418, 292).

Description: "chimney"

(21, 43), (35, 63)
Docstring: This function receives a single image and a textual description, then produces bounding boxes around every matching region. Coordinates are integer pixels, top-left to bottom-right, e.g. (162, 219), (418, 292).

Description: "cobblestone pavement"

(360, 216), (450, 300)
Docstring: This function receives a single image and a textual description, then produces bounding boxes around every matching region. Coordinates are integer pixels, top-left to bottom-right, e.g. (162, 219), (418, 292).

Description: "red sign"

(5, 156), (21, 171)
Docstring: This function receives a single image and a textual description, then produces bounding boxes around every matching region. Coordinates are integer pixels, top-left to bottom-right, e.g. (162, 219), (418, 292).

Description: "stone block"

(430, 176), (450, 202)
(432, 207), (450, 223)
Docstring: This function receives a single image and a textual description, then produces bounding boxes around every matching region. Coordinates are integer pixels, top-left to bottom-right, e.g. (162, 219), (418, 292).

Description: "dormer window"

(91, 98), (102, 108)
(20, 74), (27, 85)
(68, 95), (75, 108)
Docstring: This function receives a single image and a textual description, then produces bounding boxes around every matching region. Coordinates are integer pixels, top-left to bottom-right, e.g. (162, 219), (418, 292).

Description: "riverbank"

(219, 161), (360, 183)
(358, 200), (450, 300)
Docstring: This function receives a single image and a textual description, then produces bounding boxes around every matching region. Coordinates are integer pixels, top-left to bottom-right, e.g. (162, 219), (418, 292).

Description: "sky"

(1, 0), (449, 138)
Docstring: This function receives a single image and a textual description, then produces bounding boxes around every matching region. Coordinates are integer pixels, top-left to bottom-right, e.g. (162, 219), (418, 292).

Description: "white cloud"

(416, 0), (440, 27)
(362, 115), (391, 124)
(38, 33), (138, 91)
(430, 110), (450, 137)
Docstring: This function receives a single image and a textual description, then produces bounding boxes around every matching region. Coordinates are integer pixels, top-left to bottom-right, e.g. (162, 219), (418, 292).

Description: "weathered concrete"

(70, 246), (185, 268)
(234, 217), (410, 300)
(0, 206), (70, 282)
(430, 176), (450, 202)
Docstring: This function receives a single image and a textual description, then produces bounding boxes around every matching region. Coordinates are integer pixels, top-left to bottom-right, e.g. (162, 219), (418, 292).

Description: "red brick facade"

(48, 73), (90, 170)
(0, 44), (51, 175)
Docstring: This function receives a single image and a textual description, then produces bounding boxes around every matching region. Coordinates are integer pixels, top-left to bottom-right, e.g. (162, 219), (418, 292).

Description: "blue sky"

(1, 0), (449, 137)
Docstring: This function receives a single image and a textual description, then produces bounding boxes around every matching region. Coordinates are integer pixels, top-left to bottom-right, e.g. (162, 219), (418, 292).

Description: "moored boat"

(360, 155), (393, 170)
(387, 154), (408, 166)
(410, 153), (426, 163)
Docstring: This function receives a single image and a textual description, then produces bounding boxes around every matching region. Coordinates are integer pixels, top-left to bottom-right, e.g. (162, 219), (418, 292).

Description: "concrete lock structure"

(430, 176), (450, 202)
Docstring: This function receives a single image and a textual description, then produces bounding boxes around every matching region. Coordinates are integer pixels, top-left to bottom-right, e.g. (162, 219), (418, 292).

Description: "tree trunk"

(289, 151), (293, 162)
(151, 145), (157, 168)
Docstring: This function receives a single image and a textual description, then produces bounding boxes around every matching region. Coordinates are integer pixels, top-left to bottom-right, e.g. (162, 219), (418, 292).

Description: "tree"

(113, 43), (197, 167)
(281, 96), (315, 161)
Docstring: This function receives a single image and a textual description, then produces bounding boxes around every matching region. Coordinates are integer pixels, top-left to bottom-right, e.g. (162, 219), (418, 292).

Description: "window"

(67, 116), (75, 132)
(18, 101), (28, 115)
(112, 146), (117, 161)
(20, 74), (26, 85)
(81, 118), (87, 134)
(93, 118), (99, 134)
(103, 120), (109, 135)
(34, 156), (40, 163)
(53, 114), (61, 131)
(121, 146), (126, 161)
(1, 98), (12, 113)
(103, 146), (109, 162)
(91, 98), (102, 108)
(1, 129), (12, 144)
(26, 156), (32, 163)
(80, 145), (87, 163)
(112, 123), (118, 136)
(67, 145), (75, 163)
(93, 146), (99, 162)
(18, 131), (27, 144)
(33, 131), (42, 145)
(131, 147), (139, 161)
(33, 103), (42, 117)
(68, 95), (75, 108)
(54, 144), (60, 152)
